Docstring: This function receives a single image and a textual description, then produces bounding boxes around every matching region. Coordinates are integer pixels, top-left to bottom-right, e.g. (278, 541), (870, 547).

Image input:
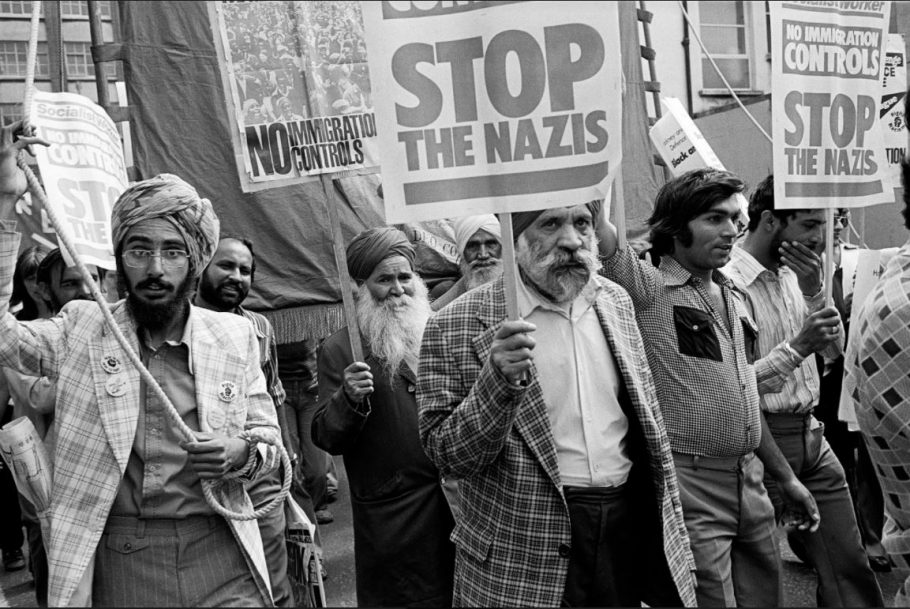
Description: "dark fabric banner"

(116, 1), (660, 342)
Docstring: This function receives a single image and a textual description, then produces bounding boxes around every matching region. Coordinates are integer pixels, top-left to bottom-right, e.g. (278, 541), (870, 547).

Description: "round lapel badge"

(218, 381), (237, 403)
(105, 374), (127, 397)
(101, 355), (123, 375)
(207, 408), (227, 430)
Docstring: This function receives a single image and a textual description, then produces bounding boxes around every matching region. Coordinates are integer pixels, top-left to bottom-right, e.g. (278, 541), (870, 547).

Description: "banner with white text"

(882, 33), (906, 188)
(213, 1), (381, 192)
(770, 0), (892, 209)
(363, 1), (622, 223)
(31, 91), (125, 269)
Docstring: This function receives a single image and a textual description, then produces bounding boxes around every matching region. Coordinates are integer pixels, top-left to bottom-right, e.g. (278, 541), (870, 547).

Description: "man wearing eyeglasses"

(0, 122), (281, 607)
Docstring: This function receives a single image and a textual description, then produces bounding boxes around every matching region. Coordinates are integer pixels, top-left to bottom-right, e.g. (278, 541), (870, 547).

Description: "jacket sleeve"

(240, 324), (281, 481)
(311, 335), (369, 455)
(417, 314), (527, 479)
(0, 226), (67, 380)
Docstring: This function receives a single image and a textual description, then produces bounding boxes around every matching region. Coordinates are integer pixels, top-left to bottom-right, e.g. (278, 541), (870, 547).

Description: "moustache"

(136, 279), (174, 292)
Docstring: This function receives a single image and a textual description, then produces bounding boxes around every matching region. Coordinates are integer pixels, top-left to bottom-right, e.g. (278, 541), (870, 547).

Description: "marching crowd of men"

(0, 88), (908, 608)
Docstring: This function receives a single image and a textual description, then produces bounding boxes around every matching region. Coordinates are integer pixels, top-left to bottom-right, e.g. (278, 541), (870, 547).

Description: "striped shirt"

(724, 246), (843, 414)
(237, 306), (285, 408)
(601, 246), (761, 457)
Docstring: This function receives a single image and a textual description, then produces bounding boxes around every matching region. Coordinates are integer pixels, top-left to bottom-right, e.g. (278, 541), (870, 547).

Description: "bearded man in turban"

(417, 202), (697, 607)
(432, 214), (503, 312)
(0, 123), (280, 607)
(313, 227), (455, 607)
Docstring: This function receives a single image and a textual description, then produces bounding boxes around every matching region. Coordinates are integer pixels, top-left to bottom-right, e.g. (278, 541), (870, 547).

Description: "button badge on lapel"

(101, 355), (123, 375)
(218, 381), (238, 402)
(105, 374), (127, 397)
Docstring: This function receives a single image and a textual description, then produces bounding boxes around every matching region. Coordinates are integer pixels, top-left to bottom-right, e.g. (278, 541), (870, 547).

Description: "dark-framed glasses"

(122, 249), (189, 269)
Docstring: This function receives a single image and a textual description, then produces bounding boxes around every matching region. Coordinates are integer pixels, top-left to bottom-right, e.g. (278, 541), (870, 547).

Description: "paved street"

(1, 460), (906, 607)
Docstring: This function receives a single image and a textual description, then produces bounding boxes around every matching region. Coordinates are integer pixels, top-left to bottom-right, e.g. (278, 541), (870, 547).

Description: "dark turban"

(346, 227), (415, 281)
(509, 200), (604, 241)
(111, 174), (220, 277)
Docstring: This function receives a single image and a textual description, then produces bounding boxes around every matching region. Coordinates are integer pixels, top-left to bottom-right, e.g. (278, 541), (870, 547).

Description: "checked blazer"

(0, 226), (280, 607)
(417, 276), (696, 607)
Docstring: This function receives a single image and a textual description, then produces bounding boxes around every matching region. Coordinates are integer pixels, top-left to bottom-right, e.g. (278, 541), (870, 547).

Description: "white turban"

(453, 214), (502, 259)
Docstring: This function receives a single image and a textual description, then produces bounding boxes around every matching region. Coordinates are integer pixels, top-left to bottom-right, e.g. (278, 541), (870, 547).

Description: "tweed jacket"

(0, 226), (280, 607)
(417, 276), (696, 607)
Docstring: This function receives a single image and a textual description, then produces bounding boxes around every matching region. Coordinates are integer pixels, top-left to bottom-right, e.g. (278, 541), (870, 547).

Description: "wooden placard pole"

(321, 173), (364, 362)
(613, 170), (627, 251)
(500, 213), (520, 321)
(824, 207), (835, 308)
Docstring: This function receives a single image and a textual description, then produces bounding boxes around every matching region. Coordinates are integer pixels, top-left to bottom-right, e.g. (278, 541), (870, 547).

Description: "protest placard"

(30, 91), (126, 270)
(363, 1), (623, 223)
(882, 33), (906, 188)
(649, 97), (749, 220)
(770, 1), (893, 209)
(211, 1), (381, 192)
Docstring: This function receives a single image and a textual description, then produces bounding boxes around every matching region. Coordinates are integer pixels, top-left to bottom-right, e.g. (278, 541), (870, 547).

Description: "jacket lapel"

(471, 280), (562, 488)
(191, 311), (245, 433)
(92, 303), (142, 473)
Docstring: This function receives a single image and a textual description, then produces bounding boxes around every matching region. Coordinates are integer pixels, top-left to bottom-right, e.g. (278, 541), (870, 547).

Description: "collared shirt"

(517, 275), (631, 487)
(725, 246), (843, 414)
(601, 246), (761, 457)
(848, 238), (910, 569)
(111, 306), (212, 518)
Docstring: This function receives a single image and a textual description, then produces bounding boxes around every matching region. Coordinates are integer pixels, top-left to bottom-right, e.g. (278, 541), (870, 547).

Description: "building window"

(0, 41), (49, 77)
(65, 42), (94, 77)
(0, 103), (22, 126)
(60, 0), (110, 18)
(699, 0), (751, 90)
(0, 1), (34, 16)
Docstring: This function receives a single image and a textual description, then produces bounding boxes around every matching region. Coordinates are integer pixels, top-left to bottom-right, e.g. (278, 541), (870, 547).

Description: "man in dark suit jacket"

(313, 227), (454, 607)
(417, 203), (696, 607)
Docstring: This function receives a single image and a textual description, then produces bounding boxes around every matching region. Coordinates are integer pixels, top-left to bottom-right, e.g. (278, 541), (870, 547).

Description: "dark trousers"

(763, 413), (884, 607)
(285, 380), (328, 517)
(561, 484), (640, 607)
(0, 410), (23, 554)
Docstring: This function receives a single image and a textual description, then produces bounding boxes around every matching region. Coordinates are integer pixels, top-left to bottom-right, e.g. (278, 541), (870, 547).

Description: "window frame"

(691, 0), (763, 96)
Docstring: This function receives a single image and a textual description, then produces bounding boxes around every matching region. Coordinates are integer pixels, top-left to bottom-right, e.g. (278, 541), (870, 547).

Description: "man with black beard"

(312, 227), (455, 607)
(0, 125), (281, 607)
(432, 214), (503, 312)
(417, 203), (695, 607)
(195, 236), (295, 607)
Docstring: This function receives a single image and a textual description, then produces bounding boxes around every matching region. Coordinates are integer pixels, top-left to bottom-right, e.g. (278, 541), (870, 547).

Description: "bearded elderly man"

(418, 202), (696, 607)
(0, 124), (281, 607)
(312, 227), (455, 607)
(432, 214), (503, 312)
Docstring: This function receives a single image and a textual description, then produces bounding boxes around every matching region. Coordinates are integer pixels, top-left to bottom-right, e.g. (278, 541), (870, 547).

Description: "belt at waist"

(563, 483), (628, 503)
(104, 514), (224, 536)
(764, 411), (813, 433)
(672, 451), (754, 472)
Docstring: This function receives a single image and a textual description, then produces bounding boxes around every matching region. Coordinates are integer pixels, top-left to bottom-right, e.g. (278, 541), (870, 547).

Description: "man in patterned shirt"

(848, 88), (910, 606)
(725, 175), (882, 606)
(419, 203), (696, 607)
(597, 168), (818, 607)
(195, 235), (295, 607)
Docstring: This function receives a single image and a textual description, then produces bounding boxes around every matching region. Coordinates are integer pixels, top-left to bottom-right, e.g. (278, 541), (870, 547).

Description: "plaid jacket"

(0, 226), (279, 607)
(417, 277), (696, 607)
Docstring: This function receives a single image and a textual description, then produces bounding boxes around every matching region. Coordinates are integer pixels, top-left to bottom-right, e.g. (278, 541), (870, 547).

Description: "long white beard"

(516, 232), (601, 304)
(461, 258), (504, 290)
(355, 276), (432, 383)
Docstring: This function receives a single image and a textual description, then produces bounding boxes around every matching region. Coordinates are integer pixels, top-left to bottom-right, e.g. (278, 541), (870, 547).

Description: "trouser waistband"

(764, 411), (814, 433)
(563, 483), (628, 503)
(673, 451), (754, 472)
(104, 514), (223, 536)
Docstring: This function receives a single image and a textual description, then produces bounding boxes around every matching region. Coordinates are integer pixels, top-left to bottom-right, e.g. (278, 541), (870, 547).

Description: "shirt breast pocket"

(673, 306), (722, 362)
(740, 316), (759, 365)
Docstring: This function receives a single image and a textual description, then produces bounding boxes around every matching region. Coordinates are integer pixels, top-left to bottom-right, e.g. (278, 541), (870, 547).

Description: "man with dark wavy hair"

(848, 86), (910, 606)
(597, 168), (819, 607)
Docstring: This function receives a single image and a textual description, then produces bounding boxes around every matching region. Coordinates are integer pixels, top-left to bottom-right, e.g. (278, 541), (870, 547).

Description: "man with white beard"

(417, 203), (696, 607)
(432, 214), (503, 311)
(312, 227), (455, 607)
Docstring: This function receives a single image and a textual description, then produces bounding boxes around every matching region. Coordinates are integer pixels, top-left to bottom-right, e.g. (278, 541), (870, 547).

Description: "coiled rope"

(15, 0), (290, 521)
